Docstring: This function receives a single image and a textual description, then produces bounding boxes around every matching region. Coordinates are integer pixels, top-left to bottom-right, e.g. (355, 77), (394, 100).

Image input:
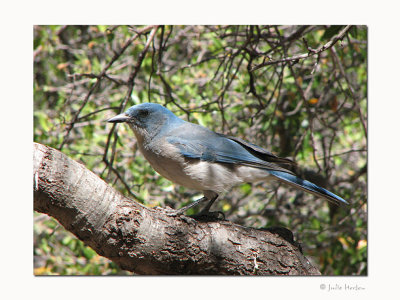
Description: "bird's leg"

(192, 194), (225, 221)
(167, 192), (224, 220)
(166, 196), (209, 217)
(199, 195), (218, 214)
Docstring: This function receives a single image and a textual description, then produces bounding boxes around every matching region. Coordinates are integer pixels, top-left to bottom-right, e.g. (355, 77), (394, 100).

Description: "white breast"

(137, 137), (271, 194)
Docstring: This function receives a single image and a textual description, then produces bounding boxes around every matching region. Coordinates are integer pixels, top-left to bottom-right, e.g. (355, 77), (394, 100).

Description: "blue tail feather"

(268, 170), (349, 205)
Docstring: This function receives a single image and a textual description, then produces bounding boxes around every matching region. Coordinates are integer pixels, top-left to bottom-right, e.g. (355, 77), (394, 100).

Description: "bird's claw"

(189, 210), (225, 221)
(165, 208), (225, 222)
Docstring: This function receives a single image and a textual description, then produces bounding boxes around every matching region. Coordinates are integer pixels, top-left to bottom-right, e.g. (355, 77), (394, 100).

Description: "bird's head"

(107, 103), (183, 142)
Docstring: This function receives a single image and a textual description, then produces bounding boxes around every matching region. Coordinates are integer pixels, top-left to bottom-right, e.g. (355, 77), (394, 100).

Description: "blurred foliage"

(34, 25), (367, 275)
(34, 213), (132, 275)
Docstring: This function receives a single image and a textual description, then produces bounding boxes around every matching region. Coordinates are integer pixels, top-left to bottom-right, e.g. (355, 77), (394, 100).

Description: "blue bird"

(108, 103), (348, 217)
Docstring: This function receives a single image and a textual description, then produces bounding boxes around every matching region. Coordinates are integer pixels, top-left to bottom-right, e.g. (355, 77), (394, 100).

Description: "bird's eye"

(138, 109), (149, 118)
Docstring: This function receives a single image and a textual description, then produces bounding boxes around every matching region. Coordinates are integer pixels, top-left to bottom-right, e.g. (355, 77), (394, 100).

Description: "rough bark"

(33, 142), (321, 275)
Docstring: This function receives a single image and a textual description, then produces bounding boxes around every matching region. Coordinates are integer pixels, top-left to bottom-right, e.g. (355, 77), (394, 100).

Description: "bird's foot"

(166, 208), (225, 221)
(189, 210), (225, 221)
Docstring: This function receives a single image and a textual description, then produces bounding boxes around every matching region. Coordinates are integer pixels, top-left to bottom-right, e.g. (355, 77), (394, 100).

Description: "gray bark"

(33, 142), (320, 275)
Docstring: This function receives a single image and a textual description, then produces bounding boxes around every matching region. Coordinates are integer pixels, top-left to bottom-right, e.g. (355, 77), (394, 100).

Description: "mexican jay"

(108, 103), (348, 216)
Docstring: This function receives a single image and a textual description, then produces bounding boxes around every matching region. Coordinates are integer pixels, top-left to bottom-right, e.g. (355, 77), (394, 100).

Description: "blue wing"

(166, 126), (294, 174)
(166, 122), (348, 206)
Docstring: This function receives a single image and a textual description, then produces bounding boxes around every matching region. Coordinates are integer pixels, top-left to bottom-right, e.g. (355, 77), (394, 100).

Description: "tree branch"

(59, 25), (157, 150)
(250, 25), (352, 72)
(33, 142), (320, 275)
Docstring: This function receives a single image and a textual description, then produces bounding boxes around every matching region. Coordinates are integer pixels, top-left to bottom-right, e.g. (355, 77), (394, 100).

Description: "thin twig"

(59, 25), (156, 150)
(250, 25), (352, 72)
(104, 26), (160, 175)
(330, 45), (367, 138)
(317, 148), (366, 160)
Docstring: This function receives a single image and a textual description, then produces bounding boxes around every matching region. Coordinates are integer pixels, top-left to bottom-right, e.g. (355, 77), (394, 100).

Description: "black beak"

(107, 113), (130, 123)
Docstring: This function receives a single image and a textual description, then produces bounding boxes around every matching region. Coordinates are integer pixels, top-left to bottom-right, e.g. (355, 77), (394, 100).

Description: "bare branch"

(59, 25), (158, 150)
(330, 46), (367, 138)
(250, 25), (352, 72)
